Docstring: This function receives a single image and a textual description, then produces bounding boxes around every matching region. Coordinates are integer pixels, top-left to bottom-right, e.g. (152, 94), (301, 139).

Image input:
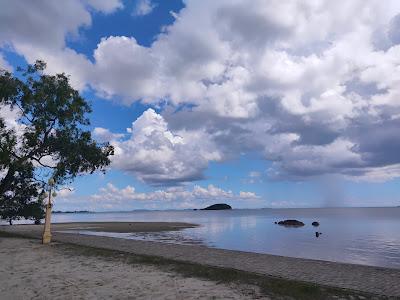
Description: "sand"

(0, 237), (266, 300)
(2, 221), (198, 234)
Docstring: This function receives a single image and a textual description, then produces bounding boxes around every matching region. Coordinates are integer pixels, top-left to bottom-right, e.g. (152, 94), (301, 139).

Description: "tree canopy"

(0, 61), (114, 224)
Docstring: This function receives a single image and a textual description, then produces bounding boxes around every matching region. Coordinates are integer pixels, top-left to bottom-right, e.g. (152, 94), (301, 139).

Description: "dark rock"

(201, 204), (232, 210)
(312, 221), (320, 227)
(276, 219), (305, 227)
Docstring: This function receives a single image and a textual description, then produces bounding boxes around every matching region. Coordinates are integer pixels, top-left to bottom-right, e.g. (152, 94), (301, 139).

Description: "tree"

(22, 194), (46, 225)
(0, 161), (39, 225)
(0, 60), (114, 224)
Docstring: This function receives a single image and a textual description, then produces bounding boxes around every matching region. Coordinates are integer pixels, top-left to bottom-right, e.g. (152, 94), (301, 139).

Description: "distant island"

(201, 204), (232, 210)
(53, 210), (91, 214)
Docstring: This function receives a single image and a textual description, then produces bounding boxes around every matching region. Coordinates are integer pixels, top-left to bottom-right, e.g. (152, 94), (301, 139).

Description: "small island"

(201, 204), (232, 210)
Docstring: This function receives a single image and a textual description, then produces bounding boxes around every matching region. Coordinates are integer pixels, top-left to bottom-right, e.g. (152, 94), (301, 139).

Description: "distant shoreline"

(53, 210), (92, 214)
(48, 206), (400, 214)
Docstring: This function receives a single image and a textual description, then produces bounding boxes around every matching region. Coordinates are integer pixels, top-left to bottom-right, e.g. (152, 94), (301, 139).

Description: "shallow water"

(7, 207), (400, 268)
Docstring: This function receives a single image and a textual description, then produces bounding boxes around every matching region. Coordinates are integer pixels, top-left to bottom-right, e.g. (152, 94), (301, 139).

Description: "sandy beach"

(1, 222), (395, 299)
(0, 236), (264, 300)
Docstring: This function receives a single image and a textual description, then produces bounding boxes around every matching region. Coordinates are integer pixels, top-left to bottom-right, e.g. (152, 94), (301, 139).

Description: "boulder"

(276, 219), (305, 227)
(312, 221), (320, 227)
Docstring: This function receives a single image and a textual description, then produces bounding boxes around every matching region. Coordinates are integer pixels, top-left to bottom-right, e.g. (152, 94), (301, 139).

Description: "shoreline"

(0, 221), (198, 233)
(1, 223), (399, 298)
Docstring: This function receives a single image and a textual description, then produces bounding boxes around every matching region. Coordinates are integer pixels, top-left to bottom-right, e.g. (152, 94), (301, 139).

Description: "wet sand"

(1, 221), (197, 234)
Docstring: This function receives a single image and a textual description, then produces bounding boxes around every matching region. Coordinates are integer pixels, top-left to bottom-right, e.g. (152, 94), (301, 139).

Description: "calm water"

(14, 207), (400, 268)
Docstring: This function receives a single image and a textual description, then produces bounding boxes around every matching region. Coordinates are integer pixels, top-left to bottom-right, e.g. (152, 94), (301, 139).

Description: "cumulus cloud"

(53, 182), (260, 211)
(2, 0), (400, 183)
(91, 36), (160, 102)
(93, 183), (259, 201)
(89, 183), (259, 209)
(107, 109), (222, 185)
(132, 0), (157, 17)
(93, 127), (125, 143)
(0, 0), (121, 90)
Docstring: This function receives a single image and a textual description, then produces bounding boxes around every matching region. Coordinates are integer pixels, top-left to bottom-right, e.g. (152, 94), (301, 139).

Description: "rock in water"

(201, 204), (232, 210)
(276, 219), (305, 227)
(312, 221), (320, 227)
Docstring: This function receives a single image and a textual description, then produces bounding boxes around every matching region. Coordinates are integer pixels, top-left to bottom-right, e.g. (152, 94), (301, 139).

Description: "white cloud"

(345, 164), (400, 183)
(91, 36), (160, 102)
(93, 127), (125, 142)
(109, 109), (222, 185)
(0, 0), (119, 90)
(2, 1), (400, 182)
(132, 0), (157, 17)
(89, 183), (260, 209)
(53, 182), (260, 211)
(57, 188), (75, 198)
(0, 104), (22, 132)
(239, 191), (258, 199)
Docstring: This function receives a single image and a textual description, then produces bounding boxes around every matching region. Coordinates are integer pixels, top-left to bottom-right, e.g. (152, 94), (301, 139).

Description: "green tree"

(22, 194), (46, 225)
(0, 161), (40, 225)
(0, 61), (114, 224)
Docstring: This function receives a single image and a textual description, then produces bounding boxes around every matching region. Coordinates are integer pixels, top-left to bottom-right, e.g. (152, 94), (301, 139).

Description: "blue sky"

(1, 0), (400, 210)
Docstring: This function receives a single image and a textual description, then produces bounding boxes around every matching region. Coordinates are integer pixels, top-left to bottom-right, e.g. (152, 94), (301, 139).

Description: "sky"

(1, 0), (400, 211)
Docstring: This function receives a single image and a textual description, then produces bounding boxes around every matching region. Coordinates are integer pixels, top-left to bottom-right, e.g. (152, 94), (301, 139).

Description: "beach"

(1, 222), (395, 299)
(0, 236), (263, 300)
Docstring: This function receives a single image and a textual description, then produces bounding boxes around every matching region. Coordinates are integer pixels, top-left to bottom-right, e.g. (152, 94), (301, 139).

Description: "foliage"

(0, 162), (39, 224)
(0, 60), (114, 224)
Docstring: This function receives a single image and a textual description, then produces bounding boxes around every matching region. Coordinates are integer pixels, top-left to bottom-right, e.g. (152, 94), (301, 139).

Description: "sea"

(4, 207), (400, 269)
